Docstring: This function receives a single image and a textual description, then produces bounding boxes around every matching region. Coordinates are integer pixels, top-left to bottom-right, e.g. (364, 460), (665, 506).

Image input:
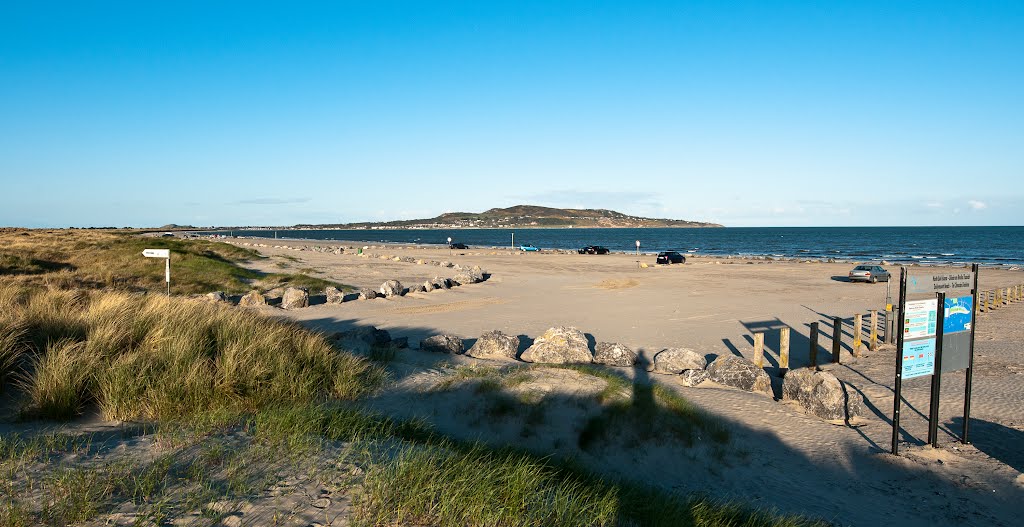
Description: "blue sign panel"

(943, 296), (972, 334)
(901, 338), (936, 380)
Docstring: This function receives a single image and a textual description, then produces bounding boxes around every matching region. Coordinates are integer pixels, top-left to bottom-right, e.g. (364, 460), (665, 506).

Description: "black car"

(449, 243), (469, 249)
(656, 251), (686, 264)
(578, 245), (610, 255)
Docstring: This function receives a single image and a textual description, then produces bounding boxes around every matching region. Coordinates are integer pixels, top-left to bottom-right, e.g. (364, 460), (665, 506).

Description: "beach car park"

(848, 264), (890, 283)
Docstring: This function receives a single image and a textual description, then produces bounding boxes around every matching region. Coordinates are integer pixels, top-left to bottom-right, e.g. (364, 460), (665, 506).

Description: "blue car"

(519, 245), (540, 252)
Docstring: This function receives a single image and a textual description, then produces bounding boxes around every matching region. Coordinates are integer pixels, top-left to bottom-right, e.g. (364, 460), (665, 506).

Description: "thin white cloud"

(234, 197), (312, 205)
(968, 200), (987, 210)
(925, 202), (943, 209)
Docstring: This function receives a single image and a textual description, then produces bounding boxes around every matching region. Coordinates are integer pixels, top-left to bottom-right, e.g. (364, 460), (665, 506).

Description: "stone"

(452, 267), (484, 285)
(379, 279), (404, 298)
(204, 291), (228, 303)
(237, 290), (266, 307)
(706, 356), (773, 396)
(678, 369), (710, 387)
(358, 288), (378, 300)
(406, 283), (427, 294)
(782, 369), (863, 421)
(280, 287), (309, 310)
(420, 334), (464, 354)
(466, 330), (520, 359)
(649, 348), (706, 374)
(440, 261), (453, 268)
(431, 277), (450, 290)
(391, 336), (409, 348)
(593, 342), (637, 367)
(520, 326), (592, 364)
(325, 286), (345, 304)
(423, 280), (436, 291)
(334, 326), (391, 346)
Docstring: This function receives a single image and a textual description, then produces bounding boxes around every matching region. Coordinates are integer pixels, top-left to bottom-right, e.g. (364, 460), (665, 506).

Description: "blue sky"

(1, 1), (1021, 227)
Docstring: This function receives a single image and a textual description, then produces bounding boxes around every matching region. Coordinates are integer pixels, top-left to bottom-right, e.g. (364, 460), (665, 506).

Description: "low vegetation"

(0, 228), (346, 294)
(0, 284), (385, 421)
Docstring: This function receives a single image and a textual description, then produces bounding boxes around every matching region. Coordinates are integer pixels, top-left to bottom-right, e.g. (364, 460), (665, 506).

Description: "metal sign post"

(447, 236), (452, 256)
(142, 248), (171, 296)
(635, 240), (640, 256)
(892, 267), (908, 455)
(511, 232), (514, 250)
(963, 263), (980, 443)
(927, 292), (947, 447)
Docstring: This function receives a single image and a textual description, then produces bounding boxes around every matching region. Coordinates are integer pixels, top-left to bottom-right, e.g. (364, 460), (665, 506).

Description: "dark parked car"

(449, 243), (469, 249)
(656, 251), (686, 265)
(848, 264), (890, 283)
(578, 245), (610, 254)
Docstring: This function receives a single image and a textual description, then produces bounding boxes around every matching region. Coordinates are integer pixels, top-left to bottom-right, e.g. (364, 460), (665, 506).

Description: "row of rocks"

(408, 325), (861, 422)
(207, 266), (487, 309)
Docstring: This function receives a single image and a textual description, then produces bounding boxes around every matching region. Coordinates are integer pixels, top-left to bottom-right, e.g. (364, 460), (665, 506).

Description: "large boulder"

(358, 288), (379, 300)
(204, 291), (229, 303)
(280, 287), (309, 310)
(782, 369), (863, 421)
(406, 283), (427, 294)
(380, 280), (404, 298)
(706, 356), (773, 396)
(520, 326), (593, 364)
(238, 290), (267, 307)
(431, 277), (450, 290)
(325, 286), (346, 304)
(679, 369), (710, 387)
(451, 271), (481, 286)
(593, 342), (637, 367)
(422, 280), (437, 291)
(466, 330), (520, 359)
(334, 326), (392, 347)
(420, 334), (464, 354)
(649, 348), (706, 374)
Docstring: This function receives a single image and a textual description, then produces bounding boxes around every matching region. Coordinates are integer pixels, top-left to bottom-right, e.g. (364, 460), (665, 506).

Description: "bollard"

(870, 309), (879, 351)
(853, 313), (863, 358)
(779, 327), (790, 375)
(809, 322), (819, 369)
(1006, 287), (1012, 305)
(885, 306), (894, 344)
(988, 290), (994, 311)
(753, 332), (765, 369)
(832, 316), (842, 363)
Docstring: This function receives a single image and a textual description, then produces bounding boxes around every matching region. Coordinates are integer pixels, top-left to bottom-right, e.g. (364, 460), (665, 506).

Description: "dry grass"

(0, 228), (346, 294)
(0, 284), (386, 421)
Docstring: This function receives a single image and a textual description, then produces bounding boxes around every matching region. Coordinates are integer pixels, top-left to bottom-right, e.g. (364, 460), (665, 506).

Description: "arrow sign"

(142, 249), (170, 258)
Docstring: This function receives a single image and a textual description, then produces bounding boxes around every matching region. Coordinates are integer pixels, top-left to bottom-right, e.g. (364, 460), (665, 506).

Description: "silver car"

(848, 264), (890, 283)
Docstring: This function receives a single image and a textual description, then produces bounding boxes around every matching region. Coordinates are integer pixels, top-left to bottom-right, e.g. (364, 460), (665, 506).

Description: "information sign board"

(943, 296), (972, 334)
(902, 338), (937, 379)
(903, 299), (937, 339)
(907, 272), (974, 295)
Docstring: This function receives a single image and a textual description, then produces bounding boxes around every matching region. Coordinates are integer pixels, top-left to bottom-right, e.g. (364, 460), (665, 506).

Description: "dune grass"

(0, 284), (385, 421)
(0, 229), (347, 294)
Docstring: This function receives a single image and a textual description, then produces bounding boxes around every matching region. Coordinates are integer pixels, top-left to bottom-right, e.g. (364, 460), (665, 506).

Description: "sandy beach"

(214, 236), (1024, 527)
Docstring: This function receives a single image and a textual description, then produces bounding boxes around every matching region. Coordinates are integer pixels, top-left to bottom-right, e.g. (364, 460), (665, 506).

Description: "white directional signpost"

(143, 248), (171, 296)
(635, 240), (640, 256)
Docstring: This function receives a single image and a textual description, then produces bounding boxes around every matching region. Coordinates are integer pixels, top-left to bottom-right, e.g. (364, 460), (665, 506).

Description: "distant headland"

(292, 205), (723, 230)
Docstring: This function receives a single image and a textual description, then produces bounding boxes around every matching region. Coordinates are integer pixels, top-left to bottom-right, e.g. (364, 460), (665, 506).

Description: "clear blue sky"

(2, 1), (1021, 227)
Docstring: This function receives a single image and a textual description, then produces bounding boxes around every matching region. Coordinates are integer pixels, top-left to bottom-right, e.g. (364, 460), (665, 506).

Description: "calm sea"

(204, 226), (1024, 267)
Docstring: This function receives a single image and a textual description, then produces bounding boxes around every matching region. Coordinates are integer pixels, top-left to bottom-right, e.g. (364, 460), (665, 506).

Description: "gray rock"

(452, 267), (485, 285)
(280, 287), (309, 310)
(431, 277), (450, 290)
(333, 326), (391, 346)
(358, 288), (379, 300)
(406, 283), (427, 294)
(325, 286), (345, 304)
(649, 348), (706, 374)
(420, 334), (464, 354)
(466, 330), (520, 359)
(204, 291), (228, 303)
(706, 356), (773, 396)
(679, 369), (710, 387)
(520, 326), (593, 364)
(439, 261), (453, 268)
(238, 290), (267, 307)
(782, 369), (863, 421)
(379, 280), (404, 298)
(593, 342), (637, 367)
(392, 336), (409, 349)
(423, 280), (436, 291)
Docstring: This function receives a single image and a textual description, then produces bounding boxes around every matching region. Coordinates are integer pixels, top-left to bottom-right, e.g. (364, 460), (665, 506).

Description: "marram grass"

(0, 284), (385, 421)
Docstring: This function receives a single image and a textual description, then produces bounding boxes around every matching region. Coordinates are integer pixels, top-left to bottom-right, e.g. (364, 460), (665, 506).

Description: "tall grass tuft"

(2, 283), (385, 421)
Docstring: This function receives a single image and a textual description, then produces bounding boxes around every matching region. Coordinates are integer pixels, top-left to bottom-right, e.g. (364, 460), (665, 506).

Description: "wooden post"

(885, 305), (894, 344)
(832, 317), (842, 364)
(853, 313), (863, 358)
(1005, 287), (1011, 305)
(779, 327), (790, 375)
(869, 309), (879, 351)
(988, 290), (994, 311)
(753, 332), (765, 369)
(809, 322), (819, 369)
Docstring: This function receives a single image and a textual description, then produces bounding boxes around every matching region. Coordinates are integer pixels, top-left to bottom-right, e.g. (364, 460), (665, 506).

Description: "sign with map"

(943, 296), (972, 334)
